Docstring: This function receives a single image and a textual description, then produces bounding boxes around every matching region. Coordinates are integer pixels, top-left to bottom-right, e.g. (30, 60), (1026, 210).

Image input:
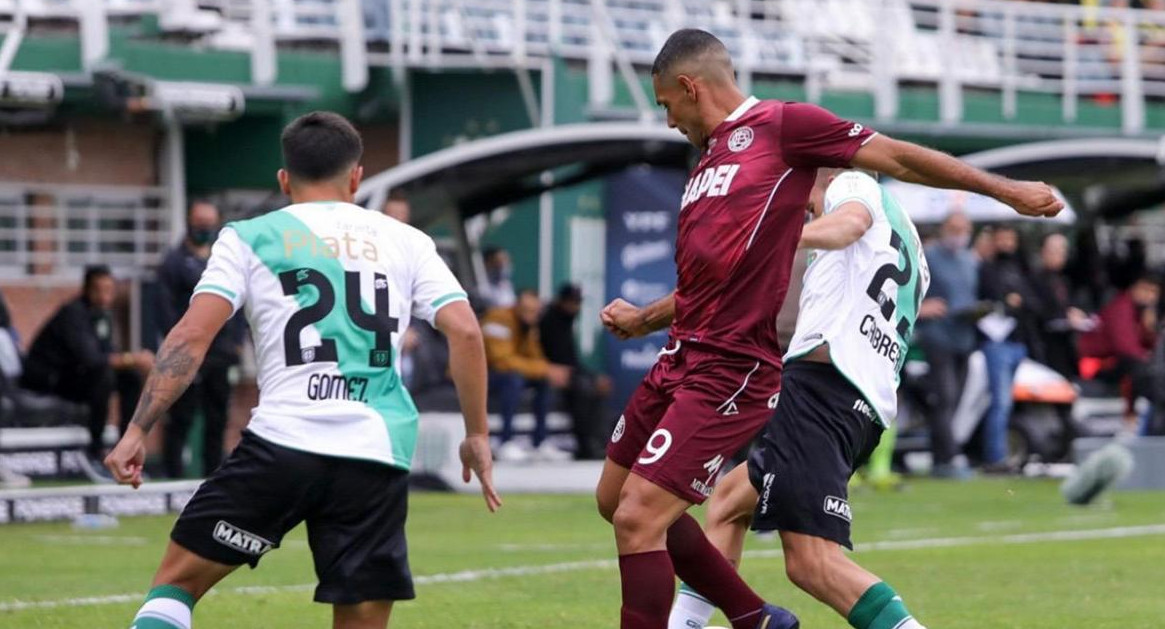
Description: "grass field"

(1, 478), (1163, 628)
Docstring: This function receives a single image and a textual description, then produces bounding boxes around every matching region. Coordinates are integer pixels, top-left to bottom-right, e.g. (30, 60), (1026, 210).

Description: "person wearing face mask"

(914, 211), (979, 479)
(155, 199), (245, 478)
(21, 265), (153, 480)
(479, 247), (517, 309)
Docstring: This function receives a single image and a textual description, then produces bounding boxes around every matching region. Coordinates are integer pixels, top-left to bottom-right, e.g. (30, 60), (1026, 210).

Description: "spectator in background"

(915, 211), (979, 479)
(156, 200), (245, 479)
(1030, 233), (1092, 378)
(977, 225), (1042, 472)
(539, 283), (613, 460)
(382, 191), (411, 224)
(1078, 272), (1161, 425)
(483, 289), (571, 462)
(21, 265), (152, 481)
(479, 247), (516, 309)
(972, 224), (996, 264)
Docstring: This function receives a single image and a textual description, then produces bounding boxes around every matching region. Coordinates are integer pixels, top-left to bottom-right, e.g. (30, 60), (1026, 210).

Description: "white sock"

(131, 585), (194, 629)
(668, 583), (716, 629)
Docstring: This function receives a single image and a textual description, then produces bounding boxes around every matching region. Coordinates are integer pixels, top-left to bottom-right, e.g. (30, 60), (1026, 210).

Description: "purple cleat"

(754, 603), (799, 629)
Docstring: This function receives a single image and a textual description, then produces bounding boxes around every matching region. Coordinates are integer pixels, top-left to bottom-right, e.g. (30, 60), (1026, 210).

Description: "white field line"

(33, 535), (149, 546)
(3, 523), (1164, 613)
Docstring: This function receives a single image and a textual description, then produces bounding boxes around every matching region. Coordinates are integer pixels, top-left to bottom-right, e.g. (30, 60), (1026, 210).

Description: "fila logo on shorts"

(213, 520), (274, 556)
(823, 496), (852, 522)
(852, 398), (874, 419)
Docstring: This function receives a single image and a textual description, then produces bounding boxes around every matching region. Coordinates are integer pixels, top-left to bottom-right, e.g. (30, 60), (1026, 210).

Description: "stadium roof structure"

(358, 127), (1159, 226)
(356, 123), (693, 226)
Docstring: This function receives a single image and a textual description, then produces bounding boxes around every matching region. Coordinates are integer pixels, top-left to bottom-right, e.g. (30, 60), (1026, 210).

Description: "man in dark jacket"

(1078, 273), (1160, 424)
(1029, 233), (1090, 378)
(977, 226), (1042, 471)
(539, 284), (612, 460)
(155, 200), (245, 478)
(22, 266), (153, 469)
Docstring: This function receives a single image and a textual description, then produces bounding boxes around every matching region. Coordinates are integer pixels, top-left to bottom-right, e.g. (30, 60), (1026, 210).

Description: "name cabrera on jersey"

(784, 172), (930, 427)
(192, 202), (468, 471)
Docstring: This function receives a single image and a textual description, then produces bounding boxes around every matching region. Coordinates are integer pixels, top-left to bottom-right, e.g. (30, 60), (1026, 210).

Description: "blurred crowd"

(914, 211), (1164, 478)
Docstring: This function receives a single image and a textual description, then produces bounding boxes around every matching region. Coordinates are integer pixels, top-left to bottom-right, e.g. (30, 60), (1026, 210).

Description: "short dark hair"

(556, 283), (582, 303)
(83, 264), (112, 291)
(483, 247), (506, 263)
(280, 111), (363, 182)
(1134, 271), (1162, 287)
(651, 29), (728, 77)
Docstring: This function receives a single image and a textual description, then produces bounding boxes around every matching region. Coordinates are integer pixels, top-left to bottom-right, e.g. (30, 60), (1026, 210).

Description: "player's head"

(1040, 232), (1069, 272)
(807, 168), (844, 218)
(514, 288), (542, 327)
(278, 111), (364, 201)
(651, 29), (738, 148)
(186, 198), (220, 247)
(82, 264), (116, 311)
(554, 283), (583, 317)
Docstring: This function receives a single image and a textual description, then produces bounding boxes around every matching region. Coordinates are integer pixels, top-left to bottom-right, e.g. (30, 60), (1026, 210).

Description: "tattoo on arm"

(129, 337), (201, 433)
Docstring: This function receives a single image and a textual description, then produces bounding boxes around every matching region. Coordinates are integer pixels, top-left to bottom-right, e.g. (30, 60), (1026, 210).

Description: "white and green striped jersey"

(784, 172), (929, 427)
(193, 201), (467, 470)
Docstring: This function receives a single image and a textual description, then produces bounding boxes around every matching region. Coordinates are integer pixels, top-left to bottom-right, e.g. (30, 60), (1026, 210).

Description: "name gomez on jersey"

(669, 96), (877, 367)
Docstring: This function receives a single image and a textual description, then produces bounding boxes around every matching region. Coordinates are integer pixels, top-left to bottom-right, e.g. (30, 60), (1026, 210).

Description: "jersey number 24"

(279, 268), (399, 368)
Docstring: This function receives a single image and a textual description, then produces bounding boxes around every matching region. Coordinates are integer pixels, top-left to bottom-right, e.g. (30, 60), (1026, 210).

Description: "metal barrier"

(3, 1), (1164, 126)
(0, 184), (171, 280)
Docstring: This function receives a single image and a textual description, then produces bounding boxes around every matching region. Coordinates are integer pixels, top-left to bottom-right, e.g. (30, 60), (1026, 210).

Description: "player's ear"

(349, 165), (363, 194)
(277, 169), (291, 196)
(678, 75), (697, 102)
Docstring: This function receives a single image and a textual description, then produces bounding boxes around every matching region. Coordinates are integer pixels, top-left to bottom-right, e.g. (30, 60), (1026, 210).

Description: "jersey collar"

(724, 96), (759, 122)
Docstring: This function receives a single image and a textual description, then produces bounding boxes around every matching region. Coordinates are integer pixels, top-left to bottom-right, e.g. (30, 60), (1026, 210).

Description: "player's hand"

(601, 298), (648, 339)
(460, 434), (502, 513)
(1000, 181), (1063, 218)
(104, 426), (147, 489)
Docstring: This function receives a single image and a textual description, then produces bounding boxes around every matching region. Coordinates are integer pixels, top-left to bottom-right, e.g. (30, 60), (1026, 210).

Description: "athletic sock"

(620, 550), (676, 629)
(130, 584), (195, 629)
(668, 582), (716, 629)
(847, 582), (926, 629)
(666, 513), (765, 629)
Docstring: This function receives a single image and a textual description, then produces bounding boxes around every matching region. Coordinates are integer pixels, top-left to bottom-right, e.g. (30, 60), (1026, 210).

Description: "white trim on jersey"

(725, 96), (760, 122)
(859, 131), (880, 146)
(745, 168), (793, 251)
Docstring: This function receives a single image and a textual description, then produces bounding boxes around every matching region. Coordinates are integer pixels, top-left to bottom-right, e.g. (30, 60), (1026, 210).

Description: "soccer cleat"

(753, 603), (799, 629)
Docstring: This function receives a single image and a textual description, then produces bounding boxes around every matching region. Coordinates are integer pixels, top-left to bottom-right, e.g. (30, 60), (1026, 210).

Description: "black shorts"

(747, 361), (883, 550)
(171, 431), (415, 604)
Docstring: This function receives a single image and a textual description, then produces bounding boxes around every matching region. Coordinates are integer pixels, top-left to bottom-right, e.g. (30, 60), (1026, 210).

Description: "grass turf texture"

(1, 478), (1162, 628)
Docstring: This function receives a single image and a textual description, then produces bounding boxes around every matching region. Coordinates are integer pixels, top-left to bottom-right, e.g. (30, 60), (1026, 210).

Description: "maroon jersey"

(671, 97), (876, 366)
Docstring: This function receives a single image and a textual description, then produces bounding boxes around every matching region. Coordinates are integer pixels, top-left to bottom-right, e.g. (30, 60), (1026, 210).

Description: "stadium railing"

(3, 0), (1164, 133)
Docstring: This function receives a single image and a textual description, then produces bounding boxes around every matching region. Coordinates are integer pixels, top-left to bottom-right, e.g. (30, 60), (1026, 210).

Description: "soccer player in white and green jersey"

(668, 169), (931, 629)
(105, 112), (501, 629)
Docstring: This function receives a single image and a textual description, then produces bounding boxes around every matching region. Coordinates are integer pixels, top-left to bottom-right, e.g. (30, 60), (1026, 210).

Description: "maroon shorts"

(607, 340), (781, 504)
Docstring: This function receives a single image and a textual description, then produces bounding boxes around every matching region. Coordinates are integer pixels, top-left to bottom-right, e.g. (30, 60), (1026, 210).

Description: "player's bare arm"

(851, 135), (1063, 218)
(436, 300), (502, 513)
(104, 293), (232, 488)
(601, 291), (676, 339)
(799, 202), (874, 250)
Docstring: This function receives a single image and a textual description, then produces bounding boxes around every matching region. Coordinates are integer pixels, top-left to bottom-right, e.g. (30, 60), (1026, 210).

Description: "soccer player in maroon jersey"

(595, 29), (1062, 629)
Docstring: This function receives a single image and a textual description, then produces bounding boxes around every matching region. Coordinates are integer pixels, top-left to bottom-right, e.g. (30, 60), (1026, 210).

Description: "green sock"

(131, 584), (195, 629)
(847, 582), (925, 629)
